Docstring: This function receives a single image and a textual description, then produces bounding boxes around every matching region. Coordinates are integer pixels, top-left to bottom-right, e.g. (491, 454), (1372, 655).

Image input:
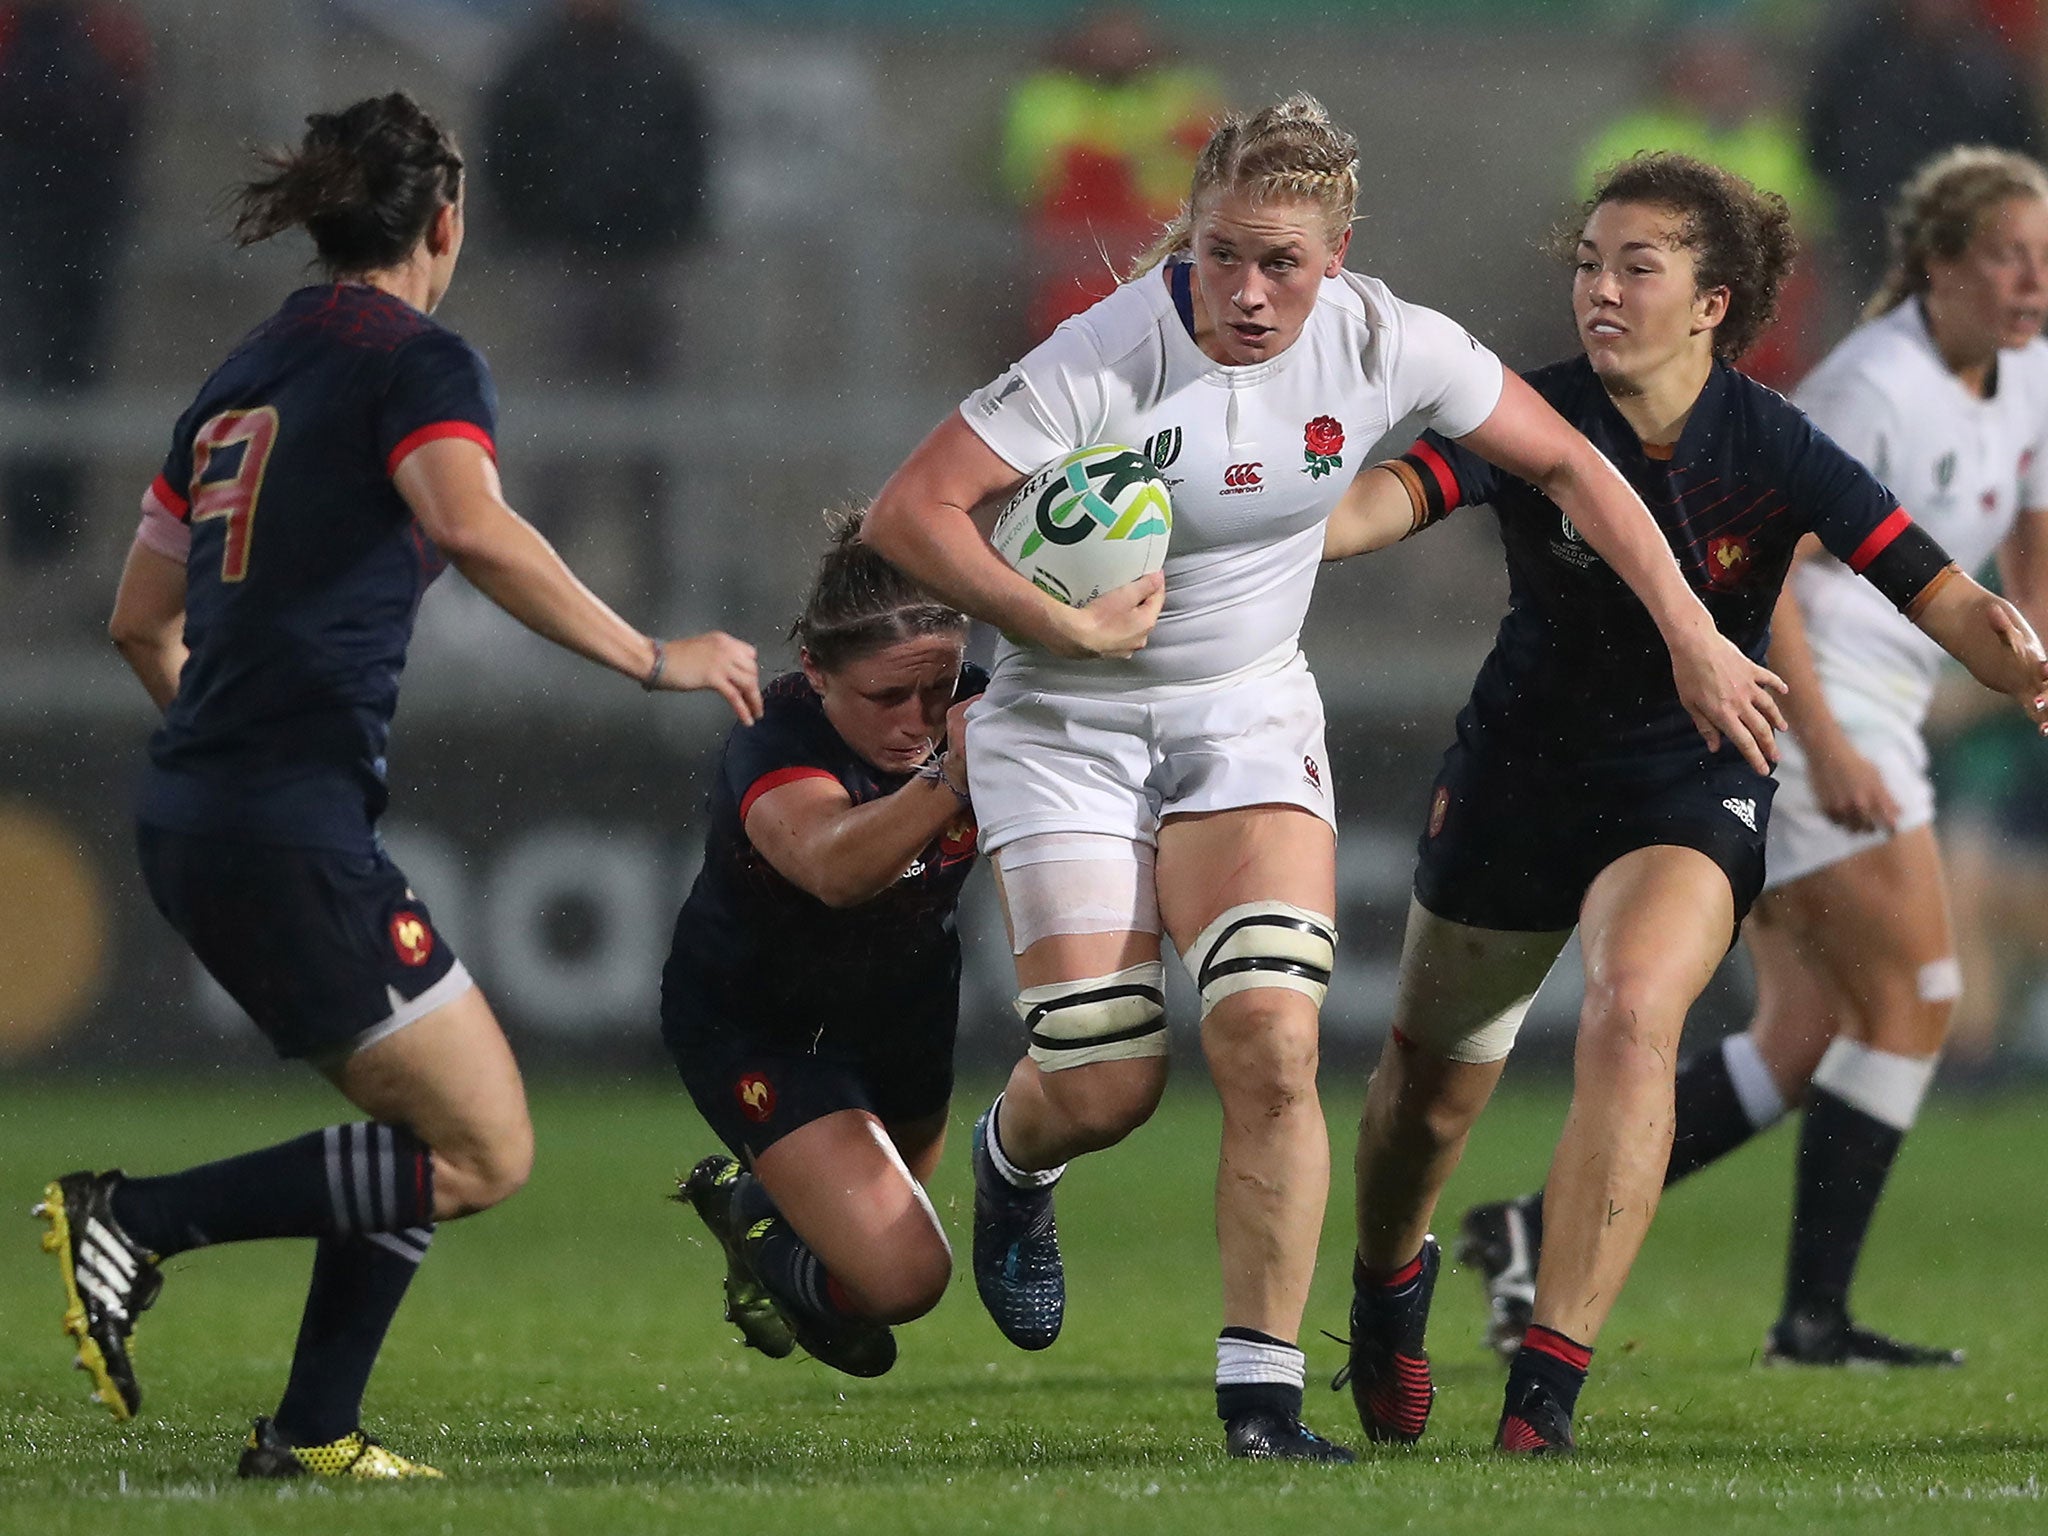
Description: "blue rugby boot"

(970, 1108), (1063, 1350)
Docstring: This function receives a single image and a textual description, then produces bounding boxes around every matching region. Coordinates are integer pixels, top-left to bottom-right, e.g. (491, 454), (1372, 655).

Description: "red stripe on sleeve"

(386, 421), (497, 478)
(147, 473), (190, 521)
(1847, 507), (1910, 572)
(1409, 439), (1463, 512)
(739, 767), (840, 823)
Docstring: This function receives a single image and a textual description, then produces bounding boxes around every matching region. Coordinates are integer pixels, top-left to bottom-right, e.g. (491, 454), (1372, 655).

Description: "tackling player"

(864, 96), (1784, 1461)
(1462, 145), (2048, 1372)
(1322, 151), (2048, 1455)
(39, 92), (759, 1479)
(671, 511), (982, 1379)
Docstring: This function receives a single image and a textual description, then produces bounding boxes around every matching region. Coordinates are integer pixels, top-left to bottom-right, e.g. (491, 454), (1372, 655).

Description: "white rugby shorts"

(965, 649), (1335, 855)
(1766, 717), (1934, 890)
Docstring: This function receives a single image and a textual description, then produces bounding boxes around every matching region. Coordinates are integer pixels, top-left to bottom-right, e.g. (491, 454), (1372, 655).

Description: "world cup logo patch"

(1428, 786), (1450, 839)
(736, 1074), (777, 1123)
(389, 913), (433, 967)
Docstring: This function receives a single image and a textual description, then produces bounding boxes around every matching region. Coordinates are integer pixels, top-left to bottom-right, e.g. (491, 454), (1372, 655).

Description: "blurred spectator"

(482, 0), (711, 387)
(0, 0), (147, 565)
(1806, 0), (2043, 304)
(1574, 17), (1827, 387)
(1000, 5), (1221, 343)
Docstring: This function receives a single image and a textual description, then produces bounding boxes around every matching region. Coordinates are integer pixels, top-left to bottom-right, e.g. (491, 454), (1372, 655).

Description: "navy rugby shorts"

(137, 823), (467, 1061)
(1411, 738), (1776, 933)
(666, 996), (956, 1165)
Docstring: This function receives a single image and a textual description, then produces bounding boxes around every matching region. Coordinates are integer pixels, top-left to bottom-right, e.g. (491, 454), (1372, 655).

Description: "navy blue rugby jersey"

(663, 666), (986, 1046)
(1406, 356), (1909, 772)
(137, 284), (497, 853)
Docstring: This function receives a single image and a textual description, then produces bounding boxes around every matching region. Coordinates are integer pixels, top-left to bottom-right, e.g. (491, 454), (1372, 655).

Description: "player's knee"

(1575, 979), (1678, 1082)
(437, 1115), (534, 1215)
(1369, 1063), (1480, 1156)
(1190, 901), (1336, 1021)
(1204, 996), (1320, 1114)
(1037, 1057), (1166, 1152)
(848, 1235), (952, 1324)
(1019, 962), (1168, 1076)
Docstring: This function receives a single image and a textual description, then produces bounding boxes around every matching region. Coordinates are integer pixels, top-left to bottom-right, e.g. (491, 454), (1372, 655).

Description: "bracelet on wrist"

(640, 637), (668, 692)
(917, 751), (971, 807)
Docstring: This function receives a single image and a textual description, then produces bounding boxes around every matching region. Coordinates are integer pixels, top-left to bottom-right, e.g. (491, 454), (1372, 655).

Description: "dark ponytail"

(794, 506), (966, 673)
(232, 92), (463, 276)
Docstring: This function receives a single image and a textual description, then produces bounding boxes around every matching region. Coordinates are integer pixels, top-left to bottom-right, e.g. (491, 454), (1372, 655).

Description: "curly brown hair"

(1567, 152), (1798, 362)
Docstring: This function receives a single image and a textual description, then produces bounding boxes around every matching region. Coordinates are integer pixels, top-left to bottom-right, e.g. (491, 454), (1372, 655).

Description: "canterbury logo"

(1722, 797), (1757, 831)
(1223, 462), (1262, 489)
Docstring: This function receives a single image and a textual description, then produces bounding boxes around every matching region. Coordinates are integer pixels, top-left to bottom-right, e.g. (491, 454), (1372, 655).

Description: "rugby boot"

(1332, 1236), (1440, 1444)
(730, 1209), (897, 1378)
(34, 1171), (163, 1420)
(1764, 1307), (1964, 1369)
(1457, 1196), (1541, 1365)
(970, 1109), (1064, 1350)
(1495, 1379), (1577, 1456)
(678, 1156), (796, 1359)
(237, 1416), (443, 1479)
(1224, 1411), (1359, 1463)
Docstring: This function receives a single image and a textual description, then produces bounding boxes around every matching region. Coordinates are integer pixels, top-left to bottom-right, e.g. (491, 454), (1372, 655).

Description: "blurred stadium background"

(5, 0), (2047, 1077)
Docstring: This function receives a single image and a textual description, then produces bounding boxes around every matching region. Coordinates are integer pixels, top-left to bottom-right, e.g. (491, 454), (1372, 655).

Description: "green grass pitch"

(1, 1075), (2043, 1534)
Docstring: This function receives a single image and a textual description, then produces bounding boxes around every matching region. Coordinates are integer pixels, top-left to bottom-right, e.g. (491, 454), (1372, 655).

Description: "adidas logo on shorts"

(1721, 797), (1757, 831)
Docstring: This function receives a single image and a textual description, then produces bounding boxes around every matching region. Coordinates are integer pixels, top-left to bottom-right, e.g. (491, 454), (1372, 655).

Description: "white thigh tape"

(1189, 901), (1337, 1016)
(1018, 961), (1169, 1071)
(998, 834), (1159, 955)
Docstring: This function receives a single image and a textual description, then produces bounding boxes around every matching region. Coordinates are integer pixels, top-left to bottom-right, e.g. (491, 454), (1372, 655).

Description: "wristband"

(641, 637), (667, 692)
(917, 751), (972, 807)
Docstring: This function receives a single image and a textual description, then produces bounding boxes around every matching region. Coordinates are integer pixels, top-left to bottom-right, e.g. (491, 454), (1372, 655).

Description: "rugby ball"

(990, 443), (1173, 607)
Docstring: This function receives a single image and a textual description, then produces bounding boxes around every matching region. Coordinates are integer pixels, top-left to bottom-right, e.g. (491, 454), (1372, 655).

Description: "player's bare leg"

(1748, 827), (1964, 1367)
(682, 1107), (950, 1379)
(1503, 846), (1729, 1453)
(327, 985), (533, 1220)
(969, 925), (1167, 1354)
(1157, 805), (1352, 1461)
(1348, 902), (1566, 1442)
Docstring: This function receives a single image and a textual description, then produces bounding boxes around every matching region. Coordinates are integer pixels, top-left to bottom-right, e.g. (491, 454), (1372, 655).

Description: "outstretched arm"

(863, 413), (1163, 661)
(1913, 567), (2048, 734)
(1457, 369), (1789, 773)
(1322, 463), (1436, 561)
(393, 437), (761, 723)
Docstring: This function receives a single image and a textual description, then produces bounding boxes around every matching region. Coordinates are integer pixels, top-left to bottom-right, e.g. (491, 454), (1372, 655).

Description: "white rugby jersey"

(961, 262), (1504, 696)
(1792, 298), (2048, 735)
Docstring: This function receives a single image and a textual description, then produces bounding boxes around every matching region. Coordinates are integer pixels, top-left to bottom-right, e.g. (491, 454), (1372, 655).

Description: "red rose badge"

(1303, 416), (1345, 479)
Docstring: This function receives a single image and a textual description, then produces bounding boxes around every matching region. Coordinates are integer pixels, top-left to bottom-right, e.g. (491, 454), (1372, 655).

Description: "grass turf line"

(0, 1077), (2043, 1534)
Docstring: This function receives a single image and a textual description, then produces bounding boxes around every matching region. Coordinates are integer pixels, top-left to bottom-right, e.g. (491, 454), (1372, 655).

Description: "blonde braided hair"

(1867, 145), (2048, 318)
(1129, 93), (1360, 279)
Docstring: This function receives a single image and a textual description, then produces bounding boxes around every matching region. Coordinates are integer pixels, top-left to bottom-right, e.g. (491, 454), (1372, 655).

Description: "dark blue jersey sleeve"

(1785, 407), (1955, 608)
(145, 402), (202, 522)
(378, 330), (498, 477)
(724, 697), (846, 826)
(1787, 410), (1902, 565)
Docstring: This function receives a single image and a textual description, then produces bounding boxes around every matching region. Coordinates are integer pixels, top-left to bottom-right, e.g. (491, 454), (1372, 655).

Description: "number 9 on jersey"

(990, 443), (1173, 607)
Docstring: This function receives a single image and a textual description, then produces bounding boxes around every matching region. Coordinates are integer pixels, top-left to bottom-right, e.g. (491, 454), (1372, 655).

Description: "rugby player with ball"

(864, 95), (1781, 1461)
